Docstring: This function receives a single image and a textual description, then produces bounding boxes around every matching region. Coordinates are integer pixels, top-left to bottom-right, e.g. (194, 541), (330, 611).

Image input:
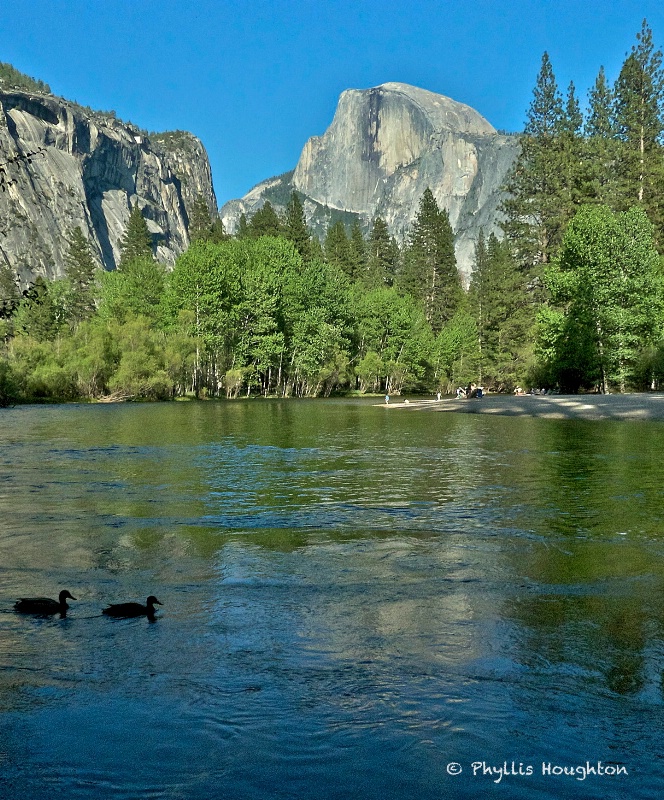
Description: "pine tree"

(612, 20), (664, 235)
(365, 217), (399, 289)
(64, 226), (97, 322)
(468, 233), (532, 388)
(501, 52), (569, 269)
(209, 218), (227, 243)
(558, 81), (591, 214)
(188, 194), (214, 242)
(584, 66), (617, 206)
(348, 221), (368, 282)
(399, 188), (461, 332)
(119, 204), (153, 268)
(247, 201), (283, 238)
(284, 192), (311, 262)
(236, 213), (250, 240)
(324, 221), (352, 276)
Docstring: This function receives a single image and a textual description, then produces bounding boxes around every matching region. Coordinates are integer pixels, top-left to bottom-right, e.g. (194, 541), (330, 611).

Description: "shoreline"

(378, 393), (664, 421)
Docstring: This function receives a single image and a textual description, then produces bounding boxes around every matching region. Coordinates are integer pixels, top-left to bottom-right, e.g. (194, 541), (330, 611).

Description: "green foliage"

(119, 205), (153, 268)
(188, 194), (227, 244)
(64, 226), (98, 323)
(246, 201), (283, 238)
(399, 188), (461, 332)
(431, 310), (480, 390)
(324, 221), (352, 276)
(353, 286), (433, 393)
(13, 278), (63, 341)
(540, 205), (663, 392)
(365, 217), (399, 289)
(284, 192), (312, 262)
(611, 22), (664, 237)
(501, 52), (572, 270)
(468, 232), (534, 388)
(0, 62), (50, 93)
(107, 317), (172, 399)
(8, 23), (664, 402)
(0, 359), (18, 406)
(98, 256), (166, 323)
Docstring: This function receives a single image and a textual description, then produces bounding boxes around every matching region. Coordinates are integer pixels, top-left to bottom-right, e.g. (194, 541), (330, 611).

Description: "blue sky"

(0, 1), (663, 206)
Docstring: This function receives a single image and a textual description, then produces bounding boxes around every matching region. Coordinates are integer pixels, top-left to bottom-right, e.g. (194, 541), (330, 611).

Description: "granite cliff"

(0, 85), (216, 285)
(222, 82), (519, 282)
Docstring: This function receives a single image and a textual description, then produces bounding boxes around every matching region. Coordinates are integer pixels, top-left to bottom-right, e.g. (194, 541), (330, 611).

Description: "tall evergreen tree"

(236, 213), (250, 240)
(365, 217), (399, 289)
(468, 233), (533, 388)
(284, 192), (311, 262)
(612, 20), (664, 234)
(247, 201), (283, 238)
(119, 204), (153, 268)
(348, 221), (368, 282)
(64, 226), (97, 323)
(584, 66), (617, 206)
(501, 52), (570, 268)
(324, 221), (352, 276)
(188, 194), (215, 243)
(399, 188), (461, 332)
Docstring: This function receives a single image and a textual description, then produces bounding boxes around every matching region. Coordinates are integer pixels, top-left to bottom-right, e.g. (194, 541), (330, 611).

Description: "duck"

(14, 590), (77, 615)
(102, 595), (163, 619)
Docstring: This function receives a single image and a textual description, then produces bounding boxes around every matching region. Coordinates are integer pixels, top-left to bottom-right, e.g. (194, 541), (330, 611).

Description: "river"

(1, 400), (663, 799)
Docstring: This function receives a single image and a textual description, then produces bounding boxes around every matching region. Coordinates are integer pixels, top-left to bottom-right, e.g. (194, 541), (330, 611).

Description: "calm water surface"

(1, 400), (664, 799)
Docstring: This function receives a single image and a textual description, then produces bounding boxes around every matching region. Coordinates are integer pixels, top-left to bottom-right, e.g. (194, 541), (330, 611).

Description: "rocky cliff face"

(222, 82), (519, 282)
(0, 88), (216, 285)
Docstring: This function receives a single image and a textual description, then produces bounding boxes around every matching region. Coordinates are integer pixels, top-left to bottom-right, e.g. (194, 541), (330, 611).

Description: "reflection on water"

(1, 401), (664, 798)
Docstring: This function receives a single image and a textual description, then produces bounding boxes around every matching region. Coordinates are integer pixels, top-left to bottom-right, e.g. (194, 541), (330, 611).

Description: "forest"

(1, 20), (664, 404)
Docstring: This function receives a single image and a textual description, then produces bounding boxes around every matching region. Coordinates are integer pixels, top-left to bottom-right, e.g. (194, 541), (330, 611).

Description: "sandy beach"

(380, 393), (664, 421)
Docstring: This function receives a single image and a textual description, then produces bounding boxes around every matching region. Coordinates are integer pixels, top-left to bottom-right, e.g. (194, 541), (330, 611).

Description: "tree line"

(2, 19), (664, 404)
(0, 190), (468, 403)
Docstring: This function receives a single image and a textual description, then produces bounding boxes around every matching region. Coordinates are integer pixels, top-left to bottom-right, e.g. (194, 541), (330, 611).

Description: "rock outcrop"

(222, 82), (519, 282)
(0, 87), (216, 285)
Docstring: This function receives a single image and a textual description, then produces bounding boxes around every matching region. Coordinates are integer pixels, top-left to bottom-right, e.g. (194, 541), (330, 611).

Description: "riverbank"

(380, 393), (664, 421)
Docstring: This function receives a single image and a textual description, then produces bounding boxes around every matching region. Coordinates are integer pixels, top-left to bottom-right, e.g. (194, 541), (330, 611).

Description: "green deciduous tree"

(354, 286), (433, 393)
(97, 256), (166, 323)
(539, 204), (663, 392)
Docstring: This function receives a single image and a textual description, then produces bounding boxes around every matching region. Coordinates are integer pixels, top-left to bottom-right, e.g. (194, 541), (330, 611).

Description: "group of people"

(456, 384), (483, 400)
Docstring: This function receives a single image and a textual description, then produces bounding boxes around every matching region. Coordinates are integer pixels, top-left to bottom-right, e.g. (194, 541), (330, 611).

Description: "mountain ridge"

(222, 82), (519, 281)
(0, 80), (216, 286)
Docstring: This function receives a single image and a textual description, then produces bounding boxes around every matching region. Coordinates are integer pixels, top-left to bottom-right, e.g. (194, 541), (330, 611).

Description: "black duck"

(102, 595), (163, 618)
(14, 590), (77, 614)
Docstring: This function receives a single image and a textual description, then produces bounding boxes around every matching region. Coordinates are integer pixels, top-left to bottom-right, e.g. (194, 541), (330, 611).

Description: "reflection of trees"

(501, 419), (664, 697)
(510, 595), (647, 696)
